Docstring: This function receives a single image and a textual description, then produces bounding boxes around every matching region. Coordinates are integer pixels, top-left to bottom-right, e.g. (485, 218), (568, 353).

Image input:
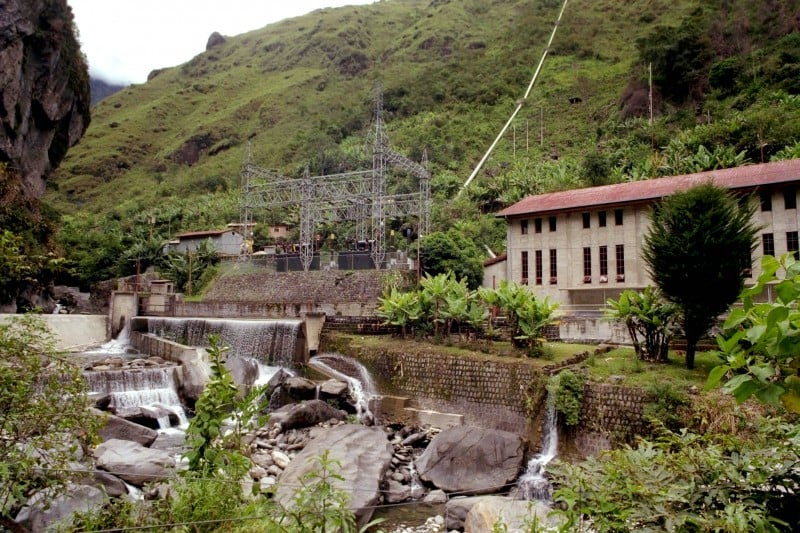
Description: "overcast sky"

(68, 1), (378, 84)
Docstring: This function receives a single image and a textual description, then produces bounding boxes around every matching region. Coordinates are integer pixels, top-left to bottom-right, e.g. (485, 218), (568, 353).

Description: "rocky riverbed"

(13, 356), (557, 531)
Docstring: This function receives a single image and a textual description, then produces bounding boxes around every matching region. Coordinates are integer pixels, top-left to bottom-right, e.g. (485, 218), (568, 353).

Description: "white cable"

(460, 0), (570, 193)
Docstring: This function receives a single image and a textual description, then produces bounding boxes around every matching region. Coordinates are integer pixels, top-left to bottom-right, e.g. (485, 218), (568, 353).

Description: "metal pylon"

(299, 167), (314, 271)
(370, 84), (387, 269)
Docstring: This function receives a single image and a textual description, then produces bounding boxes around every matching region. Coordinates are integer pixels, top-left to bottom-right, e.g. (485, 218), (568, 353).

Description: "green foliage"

(184, 334), (266, 473)
(643, 382), (690, 432)
(378, 272), (485, 338)
(707, 253), (800, 413)
(551, 419), (800, 531)
(642, 183), (758, 369)
(159, 239), (220, 296)
(605, 286), (677, 363)
(377, 287), (421, 337)
(547, 370), (585, 427)
(0, 315), (99, 526)
(635, 14), (713, 103)
(0, 230), (32, 304)
(479, 280), (558, 355)
(419, 230), (484, 290)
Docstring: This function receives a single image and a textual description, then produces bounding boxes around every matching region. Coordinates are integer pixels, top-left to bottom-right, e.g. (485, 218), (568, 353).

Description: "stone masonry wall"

(565, 384), (653, 458)
(347, 344), (651, 457)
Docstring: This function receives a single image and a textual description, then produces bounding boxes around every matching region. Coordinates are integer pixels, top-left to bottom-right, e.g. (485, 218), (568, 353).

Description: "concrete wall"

(110, 292), (137, 338)
(0, 314), (107, 351)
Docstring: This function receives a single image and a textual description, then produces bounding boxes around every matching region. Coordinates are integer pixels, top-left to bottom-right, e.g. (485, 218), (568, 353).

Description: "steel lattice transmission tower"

(240, 83), (431, 271)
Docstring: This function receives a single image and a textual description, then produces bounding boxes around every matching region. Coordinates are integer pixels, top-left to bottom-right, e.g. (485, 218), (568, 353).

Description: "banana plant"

(377, 287), (421, 338)
(605, 286), (677, 362)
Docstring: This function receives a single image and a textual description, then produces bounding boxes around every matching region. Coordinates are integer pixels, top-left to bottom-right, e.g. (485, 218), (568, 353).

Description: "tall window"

(549, 249), (557, 283)
(520, 219), (528, 235)
(521, 251), (529, 283)
(582, 212), (590, 229)
(599, 245), (608, 281)
(763, 233), (775, 257)
(785, 188), (797, 210)
(534, 218), (542, 234)
(614, 209), (624, 226)
(760, 191), (772, 212)
(548, 216), (557, 232)
(598, 211), (607, 227)
(615, 244), (625, 280)
(583, 247), (592, 281)
(535, 250), (543, 285)
(788, 231), (799, 259)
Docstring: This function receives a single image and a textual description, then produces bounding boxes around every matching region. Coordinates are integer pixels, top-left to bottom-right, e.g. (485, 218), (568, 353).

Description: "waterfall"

(145, 317), (302, 367)
(308, 352), (377, 424)
(84, 366), (187, 428)
(518, 394), (558, 501)
(82, 320), (132, 356)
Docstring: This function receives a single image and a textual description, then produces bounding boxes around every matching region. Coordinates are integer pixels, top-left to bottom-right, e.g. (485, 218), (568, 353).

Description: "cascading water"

(518, 393), (558, 501)
(83, 366), (188, 429)
(145, 317), (301, 367)
(308, 352), (377, 424)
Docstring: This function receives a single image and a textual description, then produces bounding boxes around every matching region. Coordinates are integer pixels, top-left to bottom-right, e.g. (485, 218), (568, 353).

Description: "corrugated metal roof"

(176, 229), (231, 239)
(496, 159), (800, 218)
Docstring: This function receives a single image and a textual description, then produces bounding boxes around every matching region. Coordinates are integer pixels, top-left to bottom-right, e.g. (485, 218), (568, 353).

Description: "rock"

(384, 479), (411, 503)
(464, 496), (553, 533)
(91, 470), (130, 498)
(14, 483), (106, 532)
(319, 379), (349, 397)
(275, 424), (393, 526)
(269, 399), (347, 431)
(401, 431), (428, 447)
(92, 408), (158, 446)
(415, 426), (524, 495)
(206, 31), (226, 49)
(423, 489), (447, 503)
(225, 356), (260, 391)
(271, 450), (291, 469)
(444, 496), (486, 531)
(283, 376), (319, 400)
(93, 439), (175, 486)
(0, 0), (90, 200)
(179, 349), (211, 404)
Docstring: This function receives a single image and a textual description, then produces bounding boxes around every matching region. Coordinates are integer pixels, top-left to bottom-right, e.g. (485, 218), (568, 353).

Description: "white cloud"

(68, 0), (377, 84)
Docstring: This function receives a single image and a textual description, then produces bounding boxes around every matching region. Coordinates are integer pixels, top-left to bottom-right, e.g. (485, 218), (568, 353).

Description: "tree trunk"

(685, 342), (696, 370)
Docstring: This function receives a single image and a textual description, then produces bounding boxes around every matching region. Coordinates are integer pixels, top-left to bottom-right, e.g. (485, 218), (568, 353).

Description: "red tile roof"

(496, 159), (800, 218)
(483, 253), (507, 267)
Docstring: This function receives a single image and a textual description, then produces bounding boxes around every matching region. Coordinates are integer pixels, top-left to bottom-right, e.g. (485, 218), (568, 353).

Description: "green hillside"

(47, 0), (800, 287)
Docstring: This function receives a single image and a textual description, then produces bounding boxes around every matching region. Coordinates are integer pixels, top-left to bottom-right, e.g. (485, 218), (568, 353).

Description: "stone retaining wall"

(346, 343), (650, 457)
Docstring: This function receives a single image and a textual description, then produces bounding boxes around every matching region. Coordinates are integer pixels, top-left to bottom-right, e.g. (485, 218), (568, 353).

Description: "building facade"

(496, 159), (800, 311)
(166, 229), (245, 256)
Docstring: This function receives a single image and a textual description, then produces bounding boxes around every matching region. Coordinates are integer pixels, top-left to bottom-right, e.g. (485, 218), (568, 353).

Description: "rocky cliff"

(0, 0), (91, 203)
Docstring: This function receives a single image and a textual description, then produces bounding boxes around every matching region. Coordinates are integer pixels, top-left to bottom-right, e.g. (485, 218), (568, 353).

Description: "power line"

(460, 0), (570, 193)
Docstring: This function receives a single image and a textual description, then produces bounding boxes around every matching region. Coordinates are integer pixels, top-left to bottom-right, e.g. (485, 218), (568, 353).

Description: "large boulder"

(445, 496), (487, 531)
(14, 483), (106, 532)
(275, 424), (393, 526)
(464, 496), (552, 532)
(92, 408), (158, 446)
(93, 439), (175, 486)
(414, 426), (525, 495)
(269, 399), (347, 431)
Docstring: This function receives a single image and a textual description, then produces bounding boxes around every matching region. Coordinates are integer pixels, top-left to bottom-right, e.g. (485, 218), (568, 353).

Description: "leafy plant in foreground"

(0, 315), (100, 531)
(707, 253), (800, 413)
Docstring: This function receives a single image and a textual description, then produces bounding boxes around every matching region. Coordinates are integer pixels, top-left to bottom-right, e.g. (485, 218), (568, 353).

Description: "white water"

(308, 352), (377, 424)
(81, 321), (132, 356)
(518, 394), (558, 501)
(146, 317), (302, 367)
(84, 366), (188, 429)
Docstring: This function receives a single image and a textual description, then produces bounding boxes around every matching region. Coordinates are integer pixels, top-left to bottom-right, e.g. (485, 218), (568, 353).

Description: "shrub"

(547, 370), (585, 427)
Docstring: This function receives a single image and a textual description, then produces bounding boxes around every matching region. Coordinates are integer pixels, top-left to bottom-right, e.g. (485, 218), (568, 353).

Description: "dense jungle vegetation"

(21, 0), (800, 292)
